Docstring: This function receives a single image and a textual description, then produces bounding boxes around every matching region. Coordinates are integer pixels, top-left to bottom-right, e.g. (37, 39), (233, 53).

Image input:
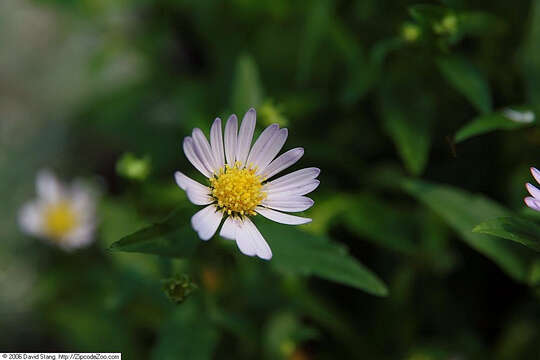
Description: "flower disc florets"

(43, 201), (78, 239)
(210, 161), (266, 216)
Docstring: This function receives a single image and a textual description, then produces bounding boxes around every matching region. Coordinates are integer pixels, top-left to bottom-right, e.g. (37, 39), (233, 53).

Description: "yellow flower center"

(210, 162), (266, 217)
(43, 201), (78, 239)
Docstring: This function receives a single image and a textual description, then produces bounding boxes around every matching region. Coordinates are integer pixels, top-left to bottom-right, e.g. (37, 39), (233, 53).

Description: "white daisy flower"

(175, 108), (320, 260)
(18, 170), (97, 251)
(525, 167), (540, 212)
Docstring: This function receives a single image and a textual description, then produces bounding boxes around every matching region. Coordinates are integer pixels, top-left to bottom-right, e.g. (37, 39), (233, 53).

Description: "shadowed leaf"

(402, 179), (536, 282)
(109, 209), (199, 258)
(259, 221), (388, 296)
(437, 55), (492, 114)
(473, 216), (540, 252)
(455, 110), (535, 143)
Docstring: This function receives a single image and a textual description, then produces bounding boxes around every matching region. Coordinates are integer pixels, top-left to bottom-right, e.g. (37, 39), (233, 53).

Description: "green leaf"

(297, 0), (331, 84)
(402, 179), (535, 282)
(473, 216), (540, 252)
(231, 54), (263, 114)
(455, 109), (535, 142)
(152, 300), (218, 360)
(437, 55), (492, 114)
(258, 221), (388, 296)
(343, 194), (418, 254)
(522, 0), (540, 111)
(378, 85), (431, 176)
(109, 209), (199, 258)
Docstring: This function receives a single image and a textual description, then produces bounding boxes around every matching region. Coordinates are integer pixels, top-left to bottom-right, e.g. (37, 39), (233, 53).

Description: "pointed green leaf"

(259, 221), (388, 296)
(109, 209), (199, 257)
(455, 109), (535, 143)
(231, 54), (263, 114)
(402, 179), (535, 282)
(437, 55), (492, 114)
(378, 86), (431, 176)
(473, 216), (540, 252)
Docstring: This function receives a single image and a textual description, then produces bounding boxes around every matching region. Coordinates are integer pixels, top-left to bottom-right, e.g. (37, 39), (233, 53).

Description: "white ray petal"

(525, 196), (540, 212)
(266, 180), (320, 198)
(174, 171), (208, 192)
(219, 216), (237, 240)
(532, 167), (540, 185)
(70, 182), (96, 216)
(235, 220), (257, 256)
(261, 148), (304, 180)
(192, 128), (218, 173)
(210, 118), (225, 170)
(263, 167), (321, 190)
(224, 115), (238, 166)
(191, 205), (223, 241)
(183, 137), (212, 178)
(186, 187), (214, 205)
(236, 108), (256, 165)
(255, 207), (312, 225)
(246, 124), (279, 167)
(18, 201), (44, 235)
(36, 170), (62, 202)
(526, 183), (540, 200)
(62, 223), (95, 250)
(255, 128), (288, 174)
(243, 218), (272, 260)
(262, 196), (314, 212)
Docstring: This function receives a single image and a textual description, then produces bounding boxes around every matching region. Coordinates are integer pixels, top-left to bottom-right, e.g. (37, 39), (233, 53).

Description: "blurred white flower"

(18, 170), (97, 250)
(503, 108), (535, 123)
(175, 108), (320, 260)
(525, 167), (540, 211)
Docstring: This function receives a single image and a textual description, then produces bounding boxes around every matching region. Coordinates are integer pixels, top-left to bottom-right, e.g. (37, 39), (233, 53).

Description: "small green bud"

(433, 14), (458, 35)
(116, 153), (151, 181)
(259, 100), (289, 127)
(402, 23), (421, 42)
(162, 274), (197, 304)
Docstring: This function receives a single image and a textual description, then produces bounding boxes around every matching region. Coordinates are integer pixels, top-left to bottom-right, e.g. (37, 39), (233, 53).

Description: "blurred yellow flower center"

(210, 162), (266, 216)
(43, 201), (78, 238)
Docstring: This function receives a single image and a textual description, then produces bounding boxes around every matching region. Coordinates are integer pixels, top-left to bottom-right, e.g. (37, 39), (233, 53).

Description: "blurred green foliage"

(2, 0), (540, 359)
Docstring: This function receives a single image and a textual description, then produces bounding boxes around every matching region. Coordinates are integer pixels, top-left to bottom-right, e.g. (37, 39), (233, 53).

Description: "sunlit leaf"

(402, 179), (535, 282)
(437, 55), (492, 114)
(455, 109), (535, 143)
(473, 216), (540, 252)
(109, 209), (199, 258)
(259, 221), (388, 296)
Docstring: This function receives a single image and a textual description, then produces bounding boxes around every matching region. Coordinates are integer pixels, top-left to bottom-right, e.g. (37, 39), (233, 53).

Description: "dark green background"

(2, 0), (540, 359)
